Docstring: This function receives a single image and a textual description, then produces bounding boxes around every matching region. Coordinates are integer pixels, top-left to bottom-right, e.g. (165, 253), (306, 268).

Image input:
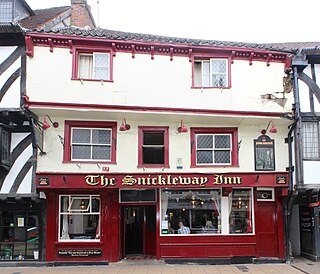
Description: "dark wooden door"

(144, 206), (156, 255)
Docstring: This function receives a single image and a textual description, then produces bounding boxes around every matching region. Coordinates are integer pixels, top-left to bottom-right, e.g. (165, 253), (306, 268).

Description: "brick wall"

(71, 0), (95, 28)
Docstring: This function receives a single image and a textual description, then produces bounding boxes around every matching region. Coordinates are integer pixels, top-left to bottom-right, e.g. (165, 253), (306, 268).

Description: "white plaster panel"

(303, 161), (320, 184)
(0, 57), (21, 108)
(17, 167), (33, 194)
(0, 46), (17, 63)
(11, 132), (30, 152)
(1, 144), (33, 193)
(27, 47), (293, 113)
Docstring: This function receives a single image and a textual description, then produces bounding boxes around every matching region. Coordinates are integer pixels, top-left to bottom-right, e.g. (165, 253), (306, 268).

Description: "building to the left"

(0, 0), (95, 262)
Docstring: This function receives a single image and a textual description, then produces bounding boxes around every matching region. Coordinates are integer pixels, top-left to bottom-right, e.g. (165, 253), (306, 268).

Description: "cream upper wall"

(37, 117), (289, 173)
(26, 47), (293, 112)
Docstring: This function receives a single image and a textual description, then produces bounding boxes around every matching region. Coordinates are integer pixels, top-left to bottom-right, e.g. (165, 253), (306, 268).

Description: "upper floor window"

(72, 49), (112, 81)
(0, 126), (11, 169)
(193, 58), (229, 88)
(191, 127), (238, 167)
(63, 121), (117, 163)
(0, 1), (13, 23)
(302, 121), (320, 160)
(138, 126), (169, 168)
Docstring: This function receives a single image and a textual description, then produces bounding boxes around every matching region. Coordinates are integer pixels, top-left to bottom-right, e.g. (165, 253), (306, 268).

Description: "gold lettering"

(172, 177), (179, 185)
(180, 176), (191, 185)
(158, 175), (166, 185)
(212, 174), (223, 185)
(122, 175), (137, 186)
(200, 177), (208, 186)
(85, 175), (100, 186)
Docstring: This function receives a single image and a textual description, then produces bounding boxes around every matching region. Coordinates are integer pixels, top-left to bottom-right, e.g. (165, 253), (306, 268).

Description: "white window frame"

(195, 58), (228, 88)
(78, 52), (110, 80)
(59, 195), (100, 242)
(195, 133), (232, 165)
(71, 127), (112, 161)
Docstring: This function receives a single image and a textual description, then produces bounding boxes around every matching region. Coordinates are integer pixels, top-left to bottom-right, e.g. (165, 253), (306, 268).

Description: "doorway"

(122, 205), (156, 258)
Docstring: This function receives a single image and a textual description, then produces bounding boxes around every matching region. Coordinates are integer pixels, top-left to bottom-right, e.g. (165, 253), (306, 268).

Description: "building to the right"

(277, 42), (320, 262)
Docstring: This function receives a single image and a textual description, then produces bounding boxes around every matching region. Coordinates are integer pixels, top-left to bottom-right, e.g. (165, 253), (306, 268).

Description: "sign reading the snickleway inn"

(85, 174), (242, 188)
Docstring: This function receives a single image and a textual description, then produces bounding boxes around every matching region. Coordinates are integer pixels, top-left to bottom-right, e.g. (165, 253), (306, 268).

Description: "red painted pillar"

(45, 191), (56, 261)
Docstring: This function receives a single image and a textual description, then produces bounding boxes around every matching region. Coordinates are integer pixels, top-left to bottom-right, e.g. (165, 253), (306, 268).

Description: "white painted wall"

(26, 47), (293, 113)
(0, 46), (21, 108)
(303, 161), (320, 185)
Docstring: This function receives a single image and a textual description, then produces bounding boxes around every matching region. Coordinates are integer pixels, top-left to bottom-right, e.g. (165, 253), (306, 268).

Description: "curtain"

(61, 197), (70, 240)
(78, 55), (93, 79)
(210, 190), (221, 216)
(161, 191), (169, 221)
(228, 191), (233, 233)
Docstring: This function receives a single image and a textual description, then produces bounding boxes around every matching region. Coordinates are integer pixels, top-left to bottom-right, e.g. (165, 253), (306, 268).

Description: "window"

(0, 1), (13, 23)
(73, 49), (112, 81)
(302, 122), (320, 160)
(59, 195), (100, 241)
(191, 128), (238, 167)
(229, 189), (253, 234)
(161, 189), (221, 235)
(138, 126), (169, 167)
(193, 58), (229, 88)
(0, 126), (11, 169)
(63, 121), (117, 163)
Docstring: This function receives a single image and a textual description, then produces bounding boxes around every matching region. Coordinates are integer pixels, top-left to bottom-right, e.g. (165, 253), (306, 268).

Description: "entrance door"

(122, 205), (156, 257)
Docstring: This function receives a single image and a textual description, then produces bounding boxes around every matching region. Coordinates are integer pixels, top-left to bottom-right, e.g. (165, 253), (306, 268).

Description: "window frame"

(192, 55), (231, 89)
(138, 126), (169, 168)
(191, 127), (238, 167)
(301, 121), (320, 160)
(58, 194), (101, 242)
(63, 120), (117, 164)
(72, 46), (113, 82)
(0, 125), (11, 169)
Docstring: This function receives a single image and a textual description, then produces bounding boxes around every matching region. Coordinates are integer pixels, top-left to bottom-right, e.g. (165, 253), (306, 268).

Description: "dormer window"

(0, 0), (13, 23)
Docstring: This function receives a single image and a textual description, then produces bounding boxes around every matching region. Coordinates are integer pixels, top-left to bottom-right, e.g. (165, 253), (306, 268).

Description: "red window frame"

(63, 120), (117, 164)
(71, 46), (113, 82)
(191, 54), (231, 89)
(138, 126), (169, 168)
(191, 127), (238, 167)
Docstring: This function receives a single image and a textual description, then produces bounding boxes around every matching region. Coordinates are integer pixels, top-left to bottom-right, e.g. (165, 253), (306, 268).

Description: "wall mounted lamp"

(261, 120), (277, 135)
(42, 115), (59, 130)
(119, 118), (131, 131)
(177, 120), (188, 133)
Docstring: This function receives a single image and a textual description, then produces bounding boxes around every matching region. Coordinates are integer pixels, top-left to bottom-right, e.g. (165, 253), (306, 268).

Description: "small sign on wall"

(58, 249), (102, 257)
(254, 135), (275, 171)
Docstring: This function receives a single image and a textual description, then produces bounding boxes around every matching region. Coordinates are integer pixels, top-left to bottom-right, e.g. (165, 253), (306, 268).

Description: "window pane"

(197, 135), (213, 149)
(161, 189), (221, 235)
(211, 59), (227, 87)
(143, 147), (164, 164)
(302, 122), (319, 159)
(229, 189), (253, 234)
(92, 145), (110, 160)
(0, 2), (13, 22)
(91, 197), (100, 212)
(92, 129), (111, 144)
(197, 150), (213, 164)
(72, 145), (91, 159)
(94, 54), (110, 80)
(78, 54), (93, 79)
(214, 150), (231, 164)
(143, 132), (164, 145)
(215, 135), (230, 148)
(72, 129), (90, 144)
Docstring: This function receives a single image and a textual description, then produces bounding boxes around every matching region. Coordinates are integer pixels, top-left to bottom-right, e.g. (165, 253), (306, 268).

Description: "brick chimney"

(71, 0), (96, 28)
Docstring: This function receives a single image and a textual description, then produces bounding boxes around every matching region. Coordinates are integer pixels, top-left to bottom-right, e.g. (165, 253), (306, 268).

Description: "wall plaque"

(58, 249), (102, 257)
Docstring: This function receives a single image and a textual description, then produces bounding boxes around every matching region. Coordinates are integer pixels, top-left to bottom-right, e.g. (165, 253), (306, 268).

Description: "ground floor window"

(59, 195), (100, 241)
(160, 188), (253, 235)
(0, 210), (39, 260)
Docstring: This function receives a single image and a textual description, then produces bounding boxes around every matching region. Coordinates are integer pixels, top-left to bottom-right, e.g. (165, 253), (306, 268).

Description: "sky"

(26, 0), (320, 44)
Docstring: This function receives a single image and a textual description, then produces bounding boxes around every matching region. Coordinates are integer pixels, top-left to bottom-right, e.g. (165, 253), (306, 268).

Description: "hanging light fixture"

(261, 120), (277, 135)
(119, 118), (131, 131)
(79, 200), (87, 210)
(42, 115), (59, 130)
(177, 120), (188, 133)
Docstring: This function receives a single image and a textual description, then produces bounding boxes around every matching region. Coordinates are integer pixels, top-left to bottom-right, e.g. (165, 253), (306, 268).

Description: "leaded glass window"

(302, 122), (320, 159)
(78, 53), (110, 80)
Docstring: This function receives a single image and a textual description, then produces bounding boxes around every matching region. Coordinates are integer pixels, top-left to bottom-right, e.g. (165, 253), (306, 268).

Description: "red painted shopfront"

(37, 172), (288, 263)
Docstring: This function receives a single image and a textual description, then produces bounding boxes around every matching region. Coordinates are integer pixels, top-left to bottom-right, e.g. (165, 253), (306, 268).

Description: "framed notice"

(254, 135), (275, 171)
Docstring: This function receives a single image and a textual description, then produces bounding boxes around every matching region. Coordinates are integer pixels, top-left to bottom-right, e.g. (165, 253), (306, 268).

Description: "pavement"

(0, 257), (319, 274)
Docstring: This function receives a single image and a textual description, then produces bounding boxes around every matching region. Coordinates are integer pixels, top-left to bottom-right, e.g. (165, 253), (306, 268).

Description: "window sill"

(137, 164), (170, 169)
(63, 160), (117, 164)
(72, 77), (113, 83)
(191, 86), (230, 89)
(190, 164), (239, 168)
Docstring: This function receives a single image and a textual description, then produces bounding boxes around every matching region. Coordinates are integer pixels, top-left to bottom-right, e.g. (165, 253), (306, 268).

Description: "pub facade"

(25, 27), (294, 263)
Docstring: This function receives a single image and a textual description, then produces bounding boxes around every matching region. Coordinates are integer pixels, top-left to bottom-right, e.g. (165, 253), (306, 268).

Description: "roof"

(19, 6), (70, 30)
(264, 42), (320, 52)
(38, 26), (301, 53)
